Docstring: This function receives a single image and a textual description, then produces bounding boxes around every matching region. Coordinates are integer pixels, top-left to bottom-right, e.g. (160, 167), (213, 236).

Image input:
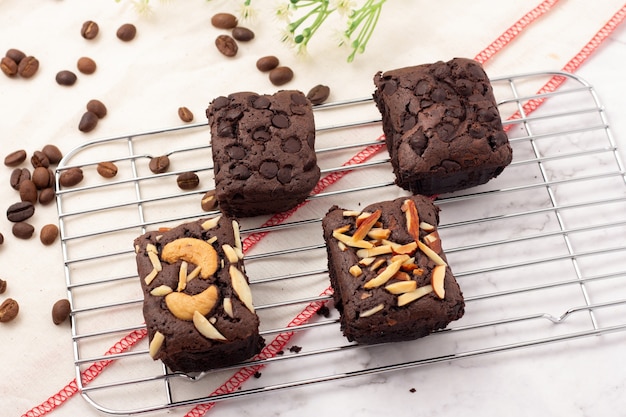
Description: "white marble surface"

(1, 1), (626, 416)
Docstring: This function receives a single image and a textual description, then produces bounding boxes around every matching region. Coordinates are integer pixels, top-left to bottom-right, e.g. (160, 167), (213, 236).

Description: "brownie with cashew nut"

(207, 90), (320, 217)
(134, 216), (264, 373)
(373, 58), (513, 195)
(321, 195), (465, 344)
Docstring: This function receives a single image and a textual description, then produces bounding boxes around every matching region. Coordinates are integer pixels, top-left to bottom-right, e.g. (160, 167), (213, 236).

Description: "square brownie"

(322, 195), (465, 344)
(207, 90), (320, 217)
(373, 58), (513, 195)
(134, 216), (264, 373)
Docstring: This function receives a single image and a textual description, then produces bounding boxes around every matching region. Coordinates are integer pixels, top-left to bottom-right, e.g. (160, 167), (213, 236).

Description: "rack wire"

(55, 71), (626, 415)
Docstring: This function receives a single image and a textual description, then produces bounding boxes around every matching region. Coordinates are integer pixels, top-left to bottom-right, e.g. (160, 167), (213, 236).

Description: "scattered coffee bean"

(32, 166), (52, 189)
(52, 298), (71, 325)
(0, 233), (4, 245)
(4, 149), (27, 167)
(86, 99), (107, 119)
(12, 222), (34, 239)
(117, 23), (137, 41)
(211, 12), (238, 29)
(42, 144), (63, 165)
(215, 35), (238, 57)
(256, 55), (279, 72)
(10, 167), (30, 190)
(39, 187), (55, 205)
(0, 298), (19, 323)
(269, 66), (294, 86)
(1, 56), (18, 77)
(6, 48), (25, 64)
(40, 223), (59, 246)
(81, 20), (99, 39)
(78, 111), (99, 132)
(176, 171), (200, 190)
(19, 179), (38, 204)
(59, 167), (84, 187)
(178, 106), (194, 123)
(77, 56), (96, 74)
(56, 70), (77, 86)
(17, 56), (39, 78)
(306, 84), (330, 105)
(7, 201), (35, 222)
(201, 190), (217, 211)
(149, 155), (170, 174)
(31, 150), (50, 168)
(232, 26), (255, 42)
(0, 279), (6, 294)
(97, 161), (118, 178)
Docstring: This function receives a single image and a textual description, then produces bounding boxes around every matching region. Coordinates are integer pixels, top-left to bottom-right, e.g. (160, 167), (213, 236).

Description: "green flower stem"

(346, 0), (385, 62)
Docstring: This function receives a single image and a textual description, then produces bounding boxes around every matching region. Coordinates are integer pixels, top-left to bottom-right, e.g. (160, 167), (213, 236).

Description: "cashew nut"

(165, 285), (218, 321)
(161, 238), (218, 279)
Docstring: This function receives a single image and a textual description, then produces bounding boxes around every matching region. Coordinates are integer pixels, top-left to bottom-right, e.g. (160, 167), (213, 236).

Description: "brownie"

(207, 90), (320, 217)
(373, 58), (513, 195)
(321, 195), (465, 344)
(134, 216), (264, 373)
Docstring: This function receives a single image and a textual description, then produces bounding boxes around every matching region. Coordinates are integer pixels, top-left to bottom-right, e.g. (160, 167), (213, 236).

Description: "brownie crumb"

(254, 371), (262, 378)
(409, 388), (416, 393)
(289, 345), (302, 353)
(316, 305), (330, 318)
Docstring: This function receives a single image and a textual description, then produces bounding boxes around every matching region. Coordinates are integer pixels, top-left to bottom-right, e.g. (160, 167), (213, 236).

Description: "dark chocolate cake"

(373, 58), (512, 195)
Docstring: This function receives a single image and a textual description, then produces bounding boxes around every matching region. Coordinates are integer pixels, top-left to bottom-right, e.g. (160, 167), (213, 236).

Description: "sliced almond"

(355, 211), (373, 224)
(332, 230), (373, 249)
(417, 241), (447, 266)
(367, 227), (391, 241)
(177, 261), (188, 292)
(342, 210), (362, 217)
(144, 268), (159, 285)
(385, 280), (418, 294)
(193, 311), (227, 341)
(149, 331), (165, 358)
(206, 236), (218, 245)
(351, 210), (381, 242)
(369, 257), (386, 271)
(401, 199), (420, 241)
(223, 297), (234, 318)
(146, 243), (158, 254)
(431, 264), (446, 299)
(150, 285), (173, 296)
(333, 224), (351, 234)
(419, 221), (435, 232)
(392, 241), (418, 255)
(349, 265), (363, 277)
(187, 265), (202, 282)
(201, 215), (222, 230)
(358, 256), (376, 266)
(393, 270), (412, 281)
(230, 265), (254, 313)
(389, 254), (411, 264)
(360, 292), (372, 300)
(222, 244), (239, 264)
(232, 220), (242, 252)
(356, 244), (393, 258)
(147, 251), (163, 272)
(423, 231), (442, 254)
(337, 241), (347, 252)
(397, 284), (433, 307)
(359, 303), (384, 318)
(363, 257), (405, 289)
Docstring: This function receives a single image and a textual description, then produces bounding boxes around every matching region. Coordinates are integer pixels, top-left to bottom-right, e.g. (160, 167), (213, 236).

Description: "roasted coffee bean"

(211, 12), (238, 29)
(40, 223), (59, 246)
(232, 26), (254, 42)
(42, 144), (63, 164)
(306, 84), (330, 105)
(97, 161), (118, 178)
(116, 23), (137, 41)
(149, 155), (170, 174)
(59, 167), (83, 187)
(0, 279), (6, 294)
(78, 111), (99, 132)
(0, 298), (19, 323)
(52, 299), (71, 325)
(32, 166), (52, 189)
(1, 56), (18, 77)
(10, 168), (30, 190)
(81, 20), (99, 39)
(86, 99), (107, 119)
(19, 180), (38, 204)
(17, 56), (39, 78)
(4, 149), (27, 167)
(31, 150), (50, 168)
(7, 201), (35, 222)
(77, 56), (96, 74)
(12, 222), (34, 239)
(6, 48), (25, 64)
(56, 70), (77, 86)
(0, 233), (4, 246)
(177, 106), (194, 123)
(215, 35), (238, 57)
(39, 187), (55, 205)
(176, 171), (199, 190)
(269, 66), (294, 86)
(200, 190), (218, 211)
(256, 55), (279, 72)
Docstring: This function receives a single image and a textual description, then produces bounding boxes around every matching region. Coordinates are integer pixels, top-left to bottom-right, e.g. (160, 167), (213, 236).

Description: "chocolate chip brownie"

(373, 58), (513, 195)
(321, 195), (465, 344)
(134, 216), (264, 373)
(207, 90), (320, 217)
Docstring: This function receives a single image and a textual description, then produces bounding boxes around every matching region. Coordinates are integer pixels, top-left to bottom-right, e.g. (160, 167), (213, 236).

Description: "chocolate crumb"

(289, 345), (302, 353)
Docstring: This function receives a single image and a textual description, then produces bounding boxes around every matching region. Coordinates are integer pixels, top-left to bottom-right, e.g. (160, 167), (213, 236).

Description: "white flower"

(274, 2), (293, 22)
(238, 4), (257, 22)
(331, 0), (357, 17)
(130, 0), (154, 16)
(279, 27), (296, 47)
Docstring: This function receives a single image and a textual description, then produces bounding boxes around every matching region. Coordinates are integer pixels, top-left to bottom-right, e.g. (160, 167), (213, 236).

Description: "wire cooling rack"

(55, 71), (626, 415)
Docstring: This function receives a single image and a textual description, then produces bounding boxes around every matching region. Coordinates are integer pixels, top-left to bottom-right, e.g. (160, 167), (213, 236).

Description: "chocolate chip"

(431, 88), (447, 102)
(252, 127), (271, 142)
(415, 80), (431, 96)
(441, 159), (461, 172)
(230, 164), (251, 180)
(281, 137), (301, 153)
(226, 145), (246, 160)
(252, 96), (271, 109)
(271, 114), (290, 128)
(217, 121), (235, 138)
(409, 131), (428, 156)
(211, 96), (230, 110)
(277, 165), (293, 184)
(259, 161), (279, 179)
(382, 80), (397, 95)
